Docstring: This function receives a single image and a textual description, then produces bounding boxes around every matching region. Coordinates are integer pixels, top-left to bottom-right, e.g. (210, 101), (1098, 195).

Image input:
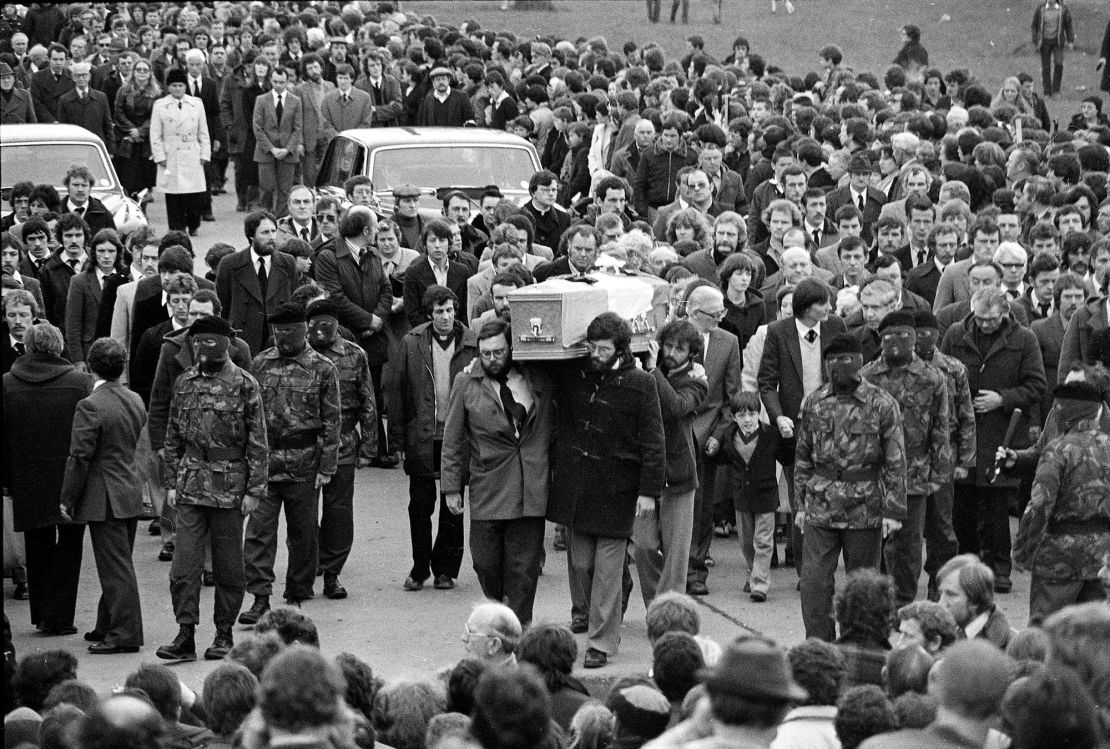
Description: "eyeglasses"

(479, 347), (507, 361)
(695, 308), (727, 321)
(316, 214), (338, 222)
(462, 623), (497, 642)
(998, 262), (1025, 270)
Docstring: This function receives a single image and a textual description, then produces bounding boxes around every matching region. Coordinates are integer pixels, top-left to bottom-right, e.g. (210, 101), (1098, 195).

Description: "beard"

(588, 351), (619, 371)
(482, 352), (513, 379)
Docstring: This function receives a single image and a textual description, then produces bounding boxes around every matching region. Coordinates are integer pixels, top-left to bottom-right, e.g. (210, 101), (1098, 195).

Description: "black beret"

(824, 333), (863, 358)
(189, 314), (234, 338)
(269, 302), (307, 325)
(1053, 381), (1105, 404)
(878, 309), (916, 333)
(912, 309), (940, 330)
(306, 299), (340, 320)
(165, 67), (189, 87)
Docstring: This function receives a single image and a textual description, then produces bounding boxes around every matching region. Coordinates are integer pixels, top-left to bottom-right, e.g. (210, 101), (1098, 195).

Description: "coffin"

(507, 271), (670, 360)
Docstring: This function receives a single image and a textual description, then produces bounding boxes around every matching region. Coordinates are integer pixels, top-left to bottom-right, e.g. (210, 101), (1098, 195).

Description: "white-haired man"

(461, 601), (523, 667)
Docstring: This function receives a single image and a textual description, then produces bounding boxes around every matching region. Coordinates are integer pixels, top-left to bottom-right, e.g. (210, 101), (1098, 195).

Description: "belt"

(185, 445), (245, 461)
(813, 464), (881, 482)
(271, 432), (320, 450)
(1047, 519), (1109, 535)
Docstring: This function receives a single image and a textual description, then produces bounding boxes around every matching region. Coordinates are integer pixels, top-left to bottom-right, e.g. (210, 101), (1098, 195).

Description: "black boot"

(238, 595), (270, 625)
(204, 627), (234, 660)
(156, 625), (197, 661)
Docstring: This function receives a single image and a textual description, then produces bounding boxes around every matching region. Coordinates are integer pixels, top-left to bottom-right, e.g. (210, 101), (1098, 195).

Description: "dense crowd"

(3, 1), (1110, 748)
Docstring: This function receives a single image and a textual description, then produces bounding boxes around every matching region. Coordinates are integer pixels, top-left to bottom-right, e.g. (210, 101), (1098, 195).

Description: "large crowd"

(3, 1), (1110, 748)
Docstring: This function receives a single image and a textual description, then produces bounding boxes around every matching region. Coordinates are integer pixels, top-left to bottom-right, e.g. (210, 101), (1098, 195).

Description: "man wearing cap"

(826, 154), (886, 245)
(684, 637), (808, 748)
(1010, 381), (1110, 623)
(240, 302), (341, 623)
(912, 309), (976, 601)
(417, 66), (475, 127)
(391, 183), (428, 253)
(253, 66), (303, 218)
(150, 67), (210, 236)
(1, 61), (37, 123)
(304, 299), (376, 600)
(157, 314), (269, 662)
(795, 333), (906, 641)
(861, 310), (951, 606)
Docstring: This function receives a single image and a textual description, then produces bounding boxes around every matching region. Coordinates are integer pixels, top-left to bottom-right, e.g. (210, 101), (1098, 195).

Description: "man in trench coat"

(150, 67), (210, 235)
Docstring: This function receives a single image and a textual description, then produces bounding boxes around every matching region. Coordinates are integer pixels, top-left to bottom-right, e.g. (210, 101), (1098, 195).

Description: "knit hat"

(604, 678), (672, 746)
(269, 302), (307, 325)
(306, 299), (340, 320)
(878, 309), (916, 334)
(190, 314), (234, 338)
(824, 333), (863, 358)
(165, 67), (189, 87)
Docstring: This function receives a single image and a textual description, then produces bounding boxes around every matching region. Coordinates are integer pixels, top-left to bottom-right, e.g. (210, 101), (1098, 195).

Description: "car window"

(371, 146), (535, 193)
(320, 138), (365, 188)
(1, 143), (114, 190)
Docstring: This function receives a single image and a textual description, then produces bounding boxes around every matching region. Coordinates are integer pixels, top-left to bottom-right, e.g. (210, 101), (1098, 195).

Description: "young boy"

(705, 391), (794, 602)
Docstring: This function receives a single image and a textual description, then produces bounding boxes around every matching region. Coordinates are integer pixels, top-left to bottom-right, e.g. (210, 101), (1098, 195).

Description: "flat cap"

(0, 62), (14, 77)
(392, 184), (421, 199)
(429, 66), (452, 78)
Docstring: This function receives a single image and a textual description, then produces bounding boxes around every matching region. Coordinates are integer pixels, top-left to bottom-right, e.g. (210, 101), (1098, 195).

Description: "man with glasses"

(460, 602), (523, 667)
(441, 319), (554, 626)
(314, 198), (342, 246)
(58, 61), (115, 154)
(940, 289), (1046, 595)
(995, 244), (1029, 302)
(936, 258), (1031, 338)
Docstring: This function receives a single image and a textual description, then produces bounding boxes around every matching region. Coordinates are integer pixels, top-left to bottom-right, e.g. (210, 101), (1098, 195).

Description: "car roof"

(0, 123), (109, 145)
(338, 126), (535, 148)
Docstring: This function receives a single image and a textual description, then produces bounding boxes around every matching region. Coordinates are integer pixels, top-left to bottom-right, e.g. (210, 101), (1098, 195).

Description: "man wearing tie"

(253, 67), (303, 218)
(277, 186), (321, 247)
(57, 61), (114, 151)
(996, 244), (1029, 306)
(150, 68), (210, 236)
(40, 213), (90, 328)
(60, 164), (116, 236)
(758, 279), (849, 579)
(824, 154), (886, 245)
(185, 49), (223, 224)
(320, 64), (373, 141)
(30, 43), (74, 123)
(358, 51), (403, 127)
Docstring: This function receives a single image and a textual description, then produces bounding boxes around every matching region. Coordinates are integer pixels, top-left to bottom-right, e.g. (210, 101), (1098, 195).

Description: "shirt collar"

(250, 248), (270, 268)
(964, 610), (990, 640)
(795, 318), (819, 337)
(433, 89), (451, 103)
(93, 379), (106, 390)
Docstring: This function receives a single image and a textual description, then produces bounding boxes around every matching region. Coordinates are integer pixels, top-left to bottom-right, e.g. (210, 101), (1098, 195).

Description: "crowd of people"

(3, 1), (1110, 748)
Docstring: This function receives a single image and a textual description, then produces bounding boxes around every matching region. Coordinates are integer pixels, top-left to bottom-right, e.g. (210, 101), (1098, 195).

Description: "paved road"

(5, 186), (1032, 695)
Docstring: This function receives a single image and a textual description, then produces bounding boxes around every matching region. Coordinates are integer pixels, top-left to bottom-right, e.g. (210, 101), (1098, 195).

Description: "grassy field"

(406, 0), (1109, 123)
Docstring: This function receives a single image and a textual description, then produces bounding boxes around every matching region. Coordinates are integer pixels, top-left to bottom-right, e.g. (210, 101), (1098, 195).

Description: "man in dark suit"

(57, 61), (114, 153)
(30, 43), (74, 123)
(128, 246), (213, 370)
(825, 154), (886, 244)
(91, 38), (131, 116)
(757, 278), (848, 577)
(60, 338), (146, 654)
(1031, 275), (1086, 421)
(253, 67), (302, 218)
(185, 49), (223, 223)
(403, 220), (470, 329)
(906, 225), (961, 307)
(357, 50), (403, 126)
(2, 238), (45, 313)
(40, 213), (90, 328)
(1015, 252), (1062, 324)
(215, 211), (301, 356)
(59, 164), (116, 237)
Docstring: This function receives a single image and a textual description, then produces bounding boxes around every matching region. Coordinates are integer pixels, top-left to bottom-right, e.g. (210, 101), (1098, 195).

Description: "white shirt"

(934, 257), (950, 274)
(67, 198), (89, 215)
(63, 251), (87, 269)
(189, 75), (203, 95)
(963, 610), (990, 640)
(250, 248), (271, 276)
(850, 187), (868, 208)
(430, 259), (449, 287)
(1005, 281), (1026, 300)
(345, 238), (362, 265)
(795, 319), (823, 398)
(433, 89), (450, 103)
(273, 90), (285, 108)
(503, 368), (533, 414)
(95, 267), (109, 288)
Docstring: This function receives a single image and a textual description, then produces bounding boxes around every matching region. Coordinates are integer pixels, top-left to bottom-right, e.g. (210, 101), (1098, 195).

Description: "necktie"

(857, 194), (865, 212)
(371, 84), (381, 105)
(14, 342), (25, 356)
(68, 258), (79, 271)
(1007, 288), (1019, 300)
(342, 93), (349, 104)
(812, 229), (820, 246)
(301, 227), (310, 242)
(74, 205), (84, 217)
(276, 94), (283, 122)
(1040, 303), (1051, 317)
(178, 100), (182, 110)
(917, 250), (926, 267)
(258, 257), (268, 297)
(805, 329), (817, 345)
(498, 374), (527, 434)
(191, 79), (198, 96)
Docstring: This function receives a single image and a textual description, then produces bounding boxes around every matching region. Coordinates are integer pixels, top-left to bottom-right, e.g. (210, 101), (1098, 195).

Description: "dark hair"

(29, 183), (62, 212)
(335, 653), (382, 724)
(652, 631), (705, 703)
(897, 601), (958, 650)
(476, 318), (512, 347)
(656, 318), (703, 360)
(245, 210), (278, 241)
(87, 228), (126, 274)
(708, 690), (790, 729)
(884, 646), (935, 698)
(343, 174), (373, 198)
(43, 679), (99, 712)
(21, 216), (50, 241)
(158, 246), (193, 274)
(202, 664), (259, 738)
(470, 666), (553, 749)
(159, 230), (192, 255)
(77, 695), (165, 749)
(205, 242), (237, 272)
(528, 169), (558, 193)
(447, 658), (489, 715)
(13, 650), (78, 712)
(595, 174), (628, 201)
(791, 278), (831, 318)
(260, 646), (346, 732)
(229, 632), (286, 678)
(834, 569), (895, 643)
(1002, 665), (1102, 749)
(422, 284), (459, 317)
(8, 180), (33, 207)
(518, 623), (579, 694)
(586, 311), (632, 352)
(338, 208), (375, 239)
(124, 664), (182, 721)
(937, 554), (995, 616)
(255, 606), (320, 647)
(54, 211), (89, 244)
(86, 337), (127, 379)
(788, 639), (846, 707)
(835, 685), (896, 749)
(422, 218), (453, 242)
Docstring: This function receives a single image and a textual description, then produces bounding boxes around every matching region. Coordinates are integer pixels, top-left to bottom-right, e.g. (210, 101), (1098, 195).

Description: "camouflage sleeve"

(879, 394), (907, 521)
(355, 350), (378, 462)
(317, 360), (342, 477)
(162, 373), (186, 490)
(929, 374), (953, 493)
(793, 396), (814, 513)
(1013, 438), (1063, 567)
(952, 364), (977, 469)
(243, 373), (270, 504)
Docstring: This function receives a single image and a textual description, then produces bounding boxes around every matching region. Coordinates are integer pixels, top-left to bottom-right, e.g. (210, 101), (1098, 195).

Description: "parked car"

(0, 123), (148, 236)
(314, 126), (541, 217)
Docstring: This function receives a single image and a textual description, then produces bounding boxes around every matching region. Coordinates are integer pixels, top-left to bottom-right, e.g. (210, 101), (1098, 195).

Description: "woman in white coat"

(150, 67), (210, 236)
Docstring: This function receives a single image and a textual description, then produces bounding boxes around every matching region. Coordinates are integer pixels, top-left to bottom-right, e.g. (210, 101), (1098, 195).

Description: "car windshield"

(1, 143), (114, 191)
(372, 146), (535, 193)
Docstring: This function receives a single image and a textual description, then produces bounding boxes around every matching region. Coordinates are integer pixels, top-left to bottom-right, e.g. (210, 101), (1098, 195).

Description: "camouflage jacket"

(1012, 425), (1110, 579)
(162, 361), (269, 509)
(795, 378), (907, 528)
(313, 337), (377, 465)
(251, 346), (342, 483)
(861, 356), (952, 495)
(930, 350), (977, 471)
